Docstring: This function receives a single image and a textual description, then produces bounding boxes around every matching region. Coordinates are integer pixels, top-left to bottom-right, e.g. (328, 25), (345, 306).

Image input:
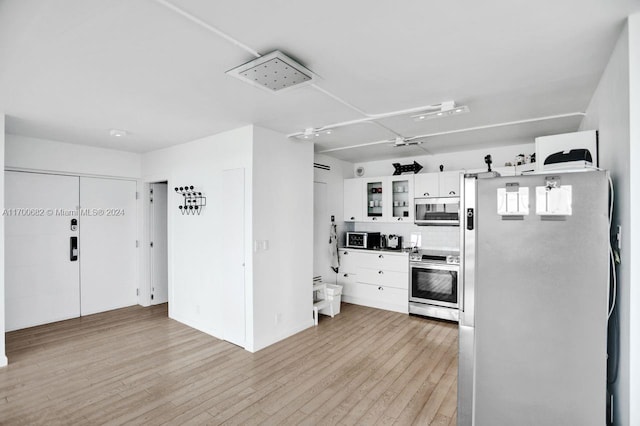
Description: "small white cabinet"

(439, 171), (461, 196)
(414, 173), (439, 198)
(339, 248), (408, 314)
(343, 178), (363, 222)
(414, 171), (462, 198)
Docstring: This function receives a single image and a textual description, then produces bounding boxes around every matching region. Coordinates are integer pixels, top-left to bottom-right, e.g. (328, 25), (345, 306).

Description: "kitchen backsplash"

(347, 223), (460, 251)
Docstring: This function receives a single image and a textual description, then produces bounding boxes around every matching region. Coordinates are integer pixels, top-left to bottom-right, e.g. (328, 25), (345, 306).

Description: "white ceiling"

(0, 0), (638, 161)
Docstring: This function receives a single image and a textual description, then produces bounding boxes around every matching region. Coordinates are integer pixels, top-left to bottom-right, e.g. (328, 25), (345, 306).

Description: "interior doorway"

(149, 182), (169, 305)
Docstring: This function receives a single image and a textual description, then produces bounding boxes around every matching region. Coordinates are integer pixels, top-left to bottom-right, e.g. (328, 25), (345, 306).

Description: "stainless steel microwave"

(346, 232), (381, 249)
(414, 197), (460, 226)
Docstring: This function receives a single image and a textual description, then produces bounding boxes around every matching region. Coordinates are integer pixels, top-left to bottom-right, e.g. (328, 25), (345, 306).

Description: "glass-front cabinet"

(364, 179), (384, 221)
(390, 177), (414, 222)
(360, 176), (414, 223)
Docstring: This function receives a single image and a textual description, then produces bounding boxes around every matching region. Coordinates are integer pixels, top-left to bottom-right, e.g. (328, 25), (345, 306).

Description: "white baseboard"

(251, 319), (315, 353)
(169, 313), (223, 342)
(0, 355), (8, 368)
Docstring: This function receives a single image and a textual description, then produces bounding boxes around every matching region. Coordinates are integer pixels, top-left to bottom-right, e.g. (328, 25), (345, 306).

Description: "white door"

(221, 168), (245, 347)
(79, 177), (137, 315)
(5, 172), (80, 331)
(150, 183), (168, 305)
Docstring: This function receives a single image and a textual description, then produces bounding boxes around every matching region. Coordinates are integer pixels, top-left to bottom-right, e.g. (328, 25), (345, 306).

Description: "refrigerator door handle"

(460, 177), (476, 327)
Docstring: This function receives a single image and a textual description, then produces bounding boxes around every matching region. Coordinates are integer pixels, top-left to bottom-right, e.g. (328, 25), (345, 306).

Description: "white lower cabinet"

(338, 248), (408, 314)
(346, 283), (408, 313)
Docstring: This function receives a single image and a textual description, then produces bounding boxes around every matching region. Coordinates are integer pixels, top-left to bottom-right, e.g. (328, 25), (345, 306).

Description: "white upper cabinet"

(389, 175), (414, 223)
(343, 175), (417, 223)
(439, 171), (462, 196)
(414, 171), (462, 198)
(343, 178), (364, 222)
(363, 177), (386, 222)
(414, 173), (439, 198)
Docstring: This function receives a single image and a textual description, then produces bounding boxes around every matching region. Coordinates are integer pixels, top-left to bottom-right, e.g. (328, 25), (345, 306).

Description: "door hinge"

(150, 198), (153, 203)
(136, 240), (139, 248)
(135, 191), (140, 200)
(136, 288), (139, 296)
(150, 241), (154, 248)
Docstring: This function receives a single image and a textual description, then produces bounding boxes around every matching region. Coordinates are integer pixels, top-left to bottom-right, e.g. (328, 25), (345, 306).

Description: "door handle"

(70, 236), (78, 261)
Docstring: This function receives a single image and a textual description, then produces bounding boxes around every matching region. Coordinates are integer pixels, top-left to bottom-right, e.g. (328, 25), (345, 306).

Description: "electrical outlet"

(616, 225), (622, 250)
(254, 240), (270, 252)
(275, 313), (282, 325)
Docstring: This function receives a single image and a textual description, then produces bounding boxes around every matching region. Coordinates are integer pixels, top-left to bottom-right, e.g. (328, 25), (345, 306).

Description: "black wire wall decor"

(175, 185), (206, 215)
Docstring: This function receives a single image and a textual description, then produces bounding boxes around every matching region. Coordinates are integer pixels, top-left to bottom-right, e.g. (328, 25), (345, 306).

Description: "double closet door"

(5, 171), (137, 332)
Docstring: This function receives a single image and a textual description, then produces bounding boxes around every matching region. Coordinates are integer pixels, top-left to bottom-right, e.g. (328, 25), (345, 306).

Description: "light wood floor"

(1, 303), (458, 425)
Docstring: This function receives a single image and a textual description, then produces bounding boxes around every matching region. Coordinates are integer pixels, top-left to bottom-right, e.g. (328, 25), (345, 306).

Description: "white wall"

(0, 115), (6, 367)
(579, 18), (637, 426)
(353, 143), (535, 177)
(313, 154), (354, 284)
(251, 126), (314, 351)
(142, 126), (254, 342)
(5, 134), (141, 178)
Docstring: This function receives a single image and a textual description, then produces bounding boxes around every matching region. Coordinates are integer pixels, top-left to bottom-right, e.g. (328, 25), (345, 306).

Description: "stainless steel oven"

(409, 251), (460, 321)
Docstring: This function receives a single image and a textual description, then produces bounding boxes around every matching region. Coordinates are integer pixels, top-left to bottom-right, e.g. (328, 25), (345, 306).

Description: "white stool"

(312, 282), (332, 326)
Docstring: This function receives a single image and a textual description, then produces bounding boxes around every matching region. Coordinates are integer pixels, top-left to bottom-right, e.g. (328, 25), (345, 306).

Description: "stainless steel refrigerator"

(458, 170), (610, 426)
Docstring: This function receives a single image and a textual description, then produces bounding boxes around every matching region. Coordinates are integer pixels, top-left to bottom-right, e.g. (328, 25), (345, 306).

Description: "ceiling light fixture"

(109, 129), (127, 137)
(226, 50), (318, 93)
(392, 137), (422, 147)
(411, 102), (470, 122)
(294, 128), (335, 140)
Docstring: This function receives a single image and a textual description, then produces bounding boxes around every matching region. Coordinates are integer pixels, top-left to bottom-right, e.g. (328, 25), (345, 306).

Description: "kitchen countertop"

(339, 247), (411, 254)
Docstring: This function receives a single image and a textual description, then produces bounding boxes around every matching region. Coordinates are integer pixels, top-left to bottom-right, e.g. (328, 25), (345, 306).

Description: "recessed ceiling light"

(326, 130), (332, 135)
(109, 129), (127, 137)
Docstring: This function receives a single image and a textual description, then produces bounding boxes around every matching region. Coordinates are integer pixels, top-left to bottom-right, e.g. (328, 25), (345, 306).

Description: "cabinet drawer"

(368, 252), (408, 272)
(345, 282), (408, 313)
(339, 249), (369, 272)
(337, 272), (358, 296)
(356, 268), (408, 290)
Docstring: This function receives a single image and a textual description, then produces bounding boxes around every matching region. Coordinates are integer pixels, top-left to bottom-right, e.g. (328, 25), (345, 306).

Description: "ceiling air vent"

(226, 50), (317, 93)
(313, 162), (331, 171)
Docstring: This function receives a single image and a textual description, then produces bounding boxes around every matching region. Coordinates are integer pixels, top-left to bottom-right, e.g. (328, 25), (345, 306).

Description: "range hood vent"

(226, 50), (317, 93)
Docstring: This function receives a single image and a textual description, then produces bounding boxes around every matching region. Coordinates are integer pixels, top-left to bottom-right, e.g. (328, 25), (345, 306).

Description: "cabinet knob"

(378, 286), (383, 291)
(378, 254), (383, 259)
(343, 251), (348, 255)
(424, 192), (430, 196)
(343, 273), (348, 277)
(372, 217), (377, 221)
(350, 216), (355, 220)
(397, 217), (402, 221)
(449, 191), (456, 195)
(378, 270), (384, 274)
